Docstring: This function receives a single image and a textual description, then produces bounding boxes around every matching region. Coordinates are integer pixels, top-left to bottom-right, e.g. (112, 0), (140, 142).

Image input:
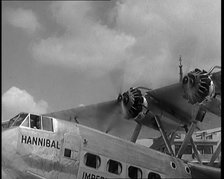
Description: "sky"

(2, 0), (221, 121)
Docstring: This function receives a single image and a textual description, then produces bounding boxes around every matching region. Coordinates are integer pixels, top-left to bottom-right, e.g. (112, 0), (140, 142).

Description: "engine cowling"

(182, 68), (215, 104)
(118, 88), (147, 119)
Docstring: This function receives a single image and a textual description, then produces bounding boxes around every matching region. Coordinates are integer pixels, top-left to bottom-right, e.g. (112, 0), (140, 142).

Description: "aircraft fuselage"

(2, 114), (192, 179)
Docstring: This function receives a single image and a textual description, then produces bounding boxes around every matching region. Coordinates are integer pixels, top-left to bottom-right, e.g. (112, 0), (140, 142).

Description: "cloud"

(32, 27), (135, 74)
(115, 0), (221, 88)
(4, 7), (40, 34)
(32, 0), (220, 87)
(32, 1), (135, 77)
(2, 87), (48, 118)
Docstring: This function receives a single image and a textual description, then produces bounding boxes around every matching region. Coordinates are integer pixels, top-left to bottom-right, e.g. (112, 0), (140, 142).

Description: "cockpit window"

(2, 113), (54, 132)
(21, 116), (29, 127)
(8, 114), (20, 126)
(2, 113), (28, 129)
(12, 113), (28, 126)
(30, 114), (41, 129)
(42, 116), (53, 132)
(20, 114), (54, 132)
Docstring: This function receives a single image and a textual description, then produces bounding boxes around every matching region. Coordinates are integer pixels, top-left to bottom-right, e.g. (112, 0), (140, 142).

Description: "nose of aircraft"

(2, 127), (19, 168)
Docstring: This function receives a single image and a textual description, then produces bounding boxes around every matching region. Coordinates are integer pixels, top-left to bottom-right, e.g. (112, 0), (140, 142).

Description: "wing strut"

(176, 122), (197, 158)
(176, 107), (207, 159)
(190, 137), (202, 164)
(208, 139), (221, 167)
(185, 126), (202, 164)
(154, 115), (174, 156)
(130, 122), (142, 143)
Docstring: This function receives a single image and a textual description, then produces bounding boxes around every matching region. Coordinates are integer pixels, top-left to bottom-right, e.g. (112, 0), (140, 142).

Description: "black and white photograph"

(2, 0), (221, 178)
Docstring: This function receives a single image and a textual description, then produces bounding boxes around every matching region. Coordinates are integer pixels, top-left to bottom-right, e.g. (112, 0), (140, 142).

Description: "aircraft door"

(58, 132), (81, 179)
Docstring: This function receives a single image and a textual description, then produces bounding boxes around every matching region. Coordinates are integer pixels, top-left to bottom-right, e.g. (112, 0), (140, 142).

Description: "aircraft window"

(30, 114), (41, 129)
(84, 153), (101, 169)
(6, 114), (20, 128)
(185, 166), (191, 174)
(64, 148), (71, 158)
(128, 166), (142, 179)
(170, 162), (176, 169)
(21, 116), (30, 127)
(148, 172), (161, 179)
(3, 113), (29, 129)
(107, 159), (122, 175)
(42, 116), (53, 132)
(12, 113), (28, 126)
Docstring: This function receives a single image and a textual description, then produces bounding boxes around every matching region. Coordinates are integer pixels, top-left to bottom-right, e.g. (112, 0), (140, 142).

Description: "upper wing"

(45, 100), (160, 139)
(147, 73), (221, 119)
(45, 69), (220, 139)
(146, 83), (195, 121)
(146, 70), (221, 118)
(143, 69), (221, 132)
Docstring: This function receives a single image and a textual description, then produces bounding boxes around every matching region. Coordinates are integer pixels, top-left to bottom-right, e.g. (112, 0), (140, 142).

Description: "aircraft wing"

(145, 70), (221, 123)
(145, 82), (220, 129)
(45, 100), (161, 140)
(146, 82), (220, 119)
(45, 69), (220, 139)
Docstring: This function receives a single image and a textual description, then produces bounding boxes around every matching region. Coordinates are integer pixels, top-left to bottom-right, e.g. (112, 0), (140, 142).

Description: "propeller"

(106, 59), (149, 133)
(105, 87), (149, 133)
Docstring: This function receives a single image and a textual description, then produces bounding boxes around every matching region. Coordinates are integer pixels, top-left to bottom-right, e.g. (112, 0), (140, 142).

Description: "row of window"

(21, 114), (54, 132)
(63, 149), (162, 178)
(82, 152), (161, 179)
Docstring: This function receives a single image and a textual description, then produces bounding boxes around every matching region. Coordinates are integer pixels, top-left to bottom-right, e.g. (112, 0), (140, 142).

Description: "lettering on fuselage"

(82, 172), (107, 179)
(21, 135), (60, 149)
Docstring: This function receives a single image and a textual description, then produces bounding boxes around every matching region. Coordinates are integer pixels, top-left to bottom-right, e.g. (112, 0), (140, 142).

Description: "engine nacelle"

(182, 68), (215, 104)
(117, 88), (148, 119)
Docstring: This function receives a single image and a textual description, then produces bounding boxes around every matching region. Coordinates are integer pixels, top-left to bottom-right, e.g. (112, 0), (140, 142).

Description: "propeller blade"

(121, 100), (128, 119)
(105, 95), (130, 133)
(108, 60), (127, 95)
